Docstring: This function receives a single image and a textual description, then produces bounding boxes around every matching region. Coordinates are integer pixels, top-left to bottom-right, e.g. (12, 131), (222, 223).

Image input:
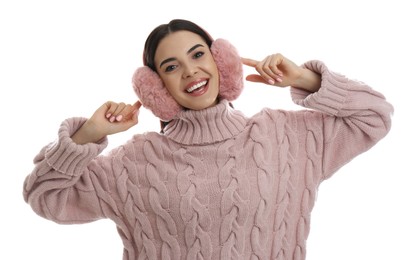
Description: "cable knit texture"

(23, 60), (393, 260)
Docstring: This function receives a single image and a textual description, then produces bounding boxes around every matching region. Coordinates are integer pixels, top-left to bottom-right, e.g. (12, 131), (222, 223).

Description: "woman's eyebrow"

(186, 44), (204, 54)
(159, 44), (204, 68)
(159, 57), (176, 68)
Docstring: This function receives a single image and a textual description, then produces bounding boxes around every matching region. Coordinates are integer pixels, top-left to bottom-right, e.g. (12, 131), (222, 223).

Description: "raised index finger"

(241, 57), (258, 67)
(133, 100), (142, 110)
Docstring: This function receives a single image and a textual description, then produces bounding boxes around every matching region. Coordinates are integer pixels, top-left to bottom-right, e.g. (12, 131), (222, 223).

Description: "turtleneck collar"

(163, 99), (248, 145)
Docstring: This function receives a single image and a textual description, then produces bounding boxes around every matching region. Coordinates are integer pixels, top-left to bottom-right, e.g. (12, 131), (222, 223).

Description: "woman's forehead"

(155, 31), (206, 58)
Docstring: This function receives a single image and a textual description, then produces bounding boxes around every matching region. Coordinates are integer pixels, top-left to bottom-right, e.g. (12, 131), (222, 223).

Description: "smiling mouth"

(186, 80), (208, 93)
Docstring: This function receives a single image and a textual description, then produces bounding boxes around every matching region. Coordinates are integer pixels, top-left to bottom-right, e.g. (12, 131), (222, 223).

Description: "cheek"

(162, 76), (181, 95)
(211, 65), (220, 85)
(208, 59), (220, 79)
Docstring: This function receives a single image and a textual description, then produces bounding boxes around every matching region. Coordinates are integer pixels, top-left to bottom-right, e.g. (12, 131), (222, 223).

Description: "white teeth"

(186, 80), (207, 93)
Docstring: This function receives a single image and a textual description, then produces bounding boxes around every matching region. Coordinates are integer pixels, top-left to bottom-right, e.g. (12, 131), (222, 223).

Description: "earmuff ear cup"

(211, 38), (244, 101)
(132, 66), (181, 122)
(132, 38), (244, 121)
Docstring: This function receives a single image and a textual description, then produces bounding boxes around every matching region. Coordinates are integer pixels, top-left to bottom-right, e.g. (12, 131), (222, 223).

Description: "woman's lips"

(185, 79), (209, 96)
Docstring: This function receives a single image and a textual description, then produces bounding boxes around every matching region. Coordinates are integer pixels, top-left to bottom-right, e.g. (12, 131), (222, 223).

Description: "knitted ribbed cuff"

(291, 60), (350, 116)
(45, 117), (108, 176)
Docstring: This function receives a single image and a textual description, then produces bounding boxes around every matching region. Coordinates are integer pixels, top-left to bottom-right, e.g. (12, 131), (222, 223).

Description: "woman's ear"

(211, 38), (244, 101)
(132, 66), (182, 121)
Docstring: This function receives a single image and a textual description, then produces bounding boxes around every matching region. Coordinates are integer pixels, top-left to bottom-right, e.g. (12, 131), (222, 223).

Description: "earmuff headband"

(132, 38), (244, 121)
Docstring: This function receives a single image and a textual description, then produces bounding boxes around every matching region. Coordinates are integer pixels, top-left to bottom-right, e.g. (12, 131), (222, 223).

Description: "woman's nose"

(182, 64), (198, 78)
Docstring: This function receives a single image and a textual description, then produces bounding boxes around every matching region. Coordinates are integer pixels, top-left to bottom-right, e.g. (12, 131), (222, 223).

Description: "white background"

(1, 0), (414, 259)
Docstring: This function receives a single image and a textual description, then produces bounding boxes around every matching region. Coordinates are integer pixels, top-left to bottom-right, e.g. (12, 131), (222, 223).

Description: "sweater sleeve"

(22, 117), (118, 224)
(291, 60), (393, 180)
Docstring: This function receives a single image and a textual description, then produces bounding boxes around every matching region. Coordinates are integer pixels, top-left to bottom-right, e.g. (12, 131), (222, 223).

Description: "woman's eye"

(165, 65), (177, 72)
(193, 51), (204, 59)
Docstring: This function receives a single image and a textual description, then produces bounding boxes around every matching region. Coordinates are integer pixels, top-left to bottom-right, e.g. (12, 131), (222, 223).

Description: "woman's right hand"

(71, 100), (142, 144)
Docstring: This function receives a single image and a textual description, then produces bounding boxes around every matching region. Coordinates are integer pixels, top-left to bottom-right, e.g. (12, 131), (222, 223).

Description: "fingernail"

(110, 116), (115, 122)
(116, 115), (123, 121)
(106, 113), (111, 118)
(268, 79), (275, 84)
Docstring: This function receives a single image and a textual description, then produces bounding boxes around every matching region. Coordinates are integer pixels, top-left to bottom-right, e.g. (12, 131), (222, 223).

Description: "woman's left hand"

(241, 54), (301, 87)
(242, 54), (321, 92)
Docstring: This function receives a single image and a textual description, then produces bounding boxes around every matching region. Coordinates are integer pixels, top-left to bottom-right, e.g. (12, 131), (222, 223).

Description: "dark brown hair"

(143, 19), (213, 71)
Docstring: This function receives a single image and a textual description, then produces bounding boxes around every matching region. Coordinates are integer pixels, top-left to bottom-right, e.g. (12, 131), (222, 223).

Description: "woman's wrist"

(71, 121), (106, 145)
(292, 68), (322, 93)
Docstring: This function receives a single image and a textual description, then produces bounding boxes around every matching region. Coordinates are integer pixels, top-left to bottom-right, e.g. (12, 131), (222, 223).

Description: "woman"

(23, 19), (393, 259)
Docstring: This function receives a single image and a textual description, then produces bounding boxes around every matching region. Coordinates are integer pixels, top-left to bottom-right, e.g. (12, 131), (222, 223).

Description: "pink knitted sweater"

(23, 61), (393, 260)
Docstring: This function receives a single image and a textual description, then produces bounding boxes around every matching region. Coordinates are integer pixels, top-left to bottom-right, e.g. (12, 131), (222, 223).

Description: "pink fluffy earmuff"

(132, 38), (244, 121)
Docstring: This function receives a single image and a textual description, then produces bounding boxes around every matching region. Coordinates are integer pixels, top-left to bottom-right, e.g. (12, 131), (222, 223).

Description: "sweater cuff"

(291, 60), (349, 116)
(45, 117), (108, 176)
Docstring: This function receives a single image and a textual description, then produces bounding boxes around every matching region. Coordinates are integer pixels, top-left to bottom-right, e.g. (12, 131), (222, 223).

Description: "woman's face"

(154, 30), (219, 111)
